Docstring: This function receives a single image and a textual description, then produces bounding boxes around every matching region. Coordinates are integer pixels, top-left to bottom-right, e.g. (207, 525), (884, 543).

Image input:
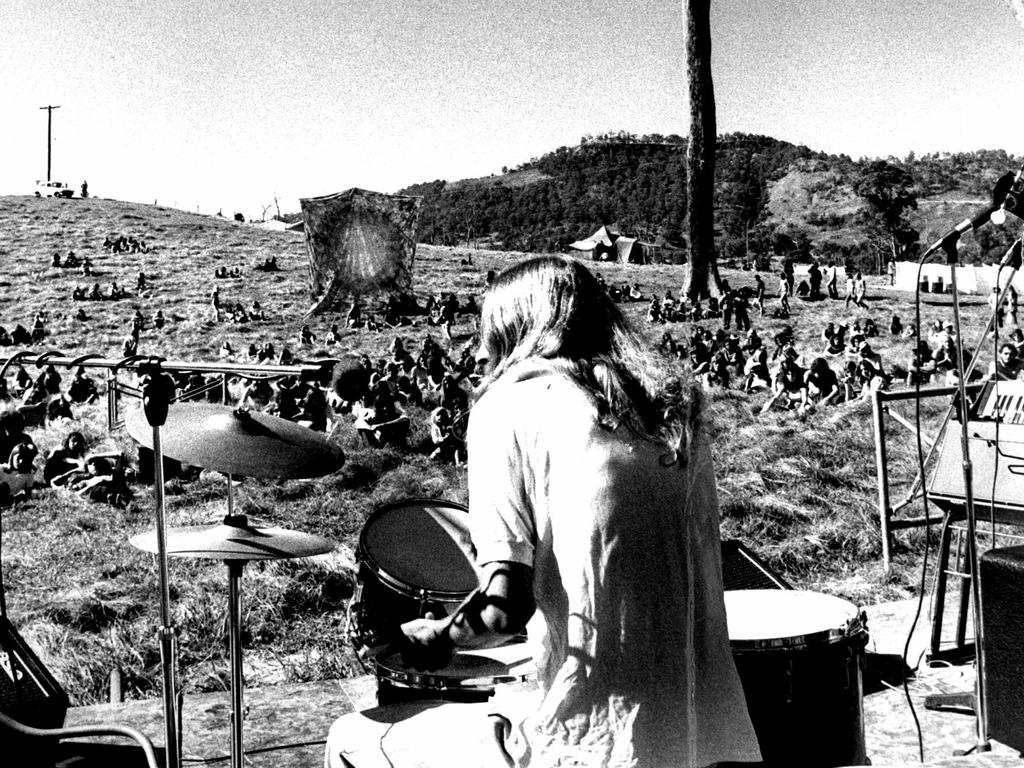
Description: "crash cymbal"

(124, 403), (344, 478)
(130, 515), (337, 561)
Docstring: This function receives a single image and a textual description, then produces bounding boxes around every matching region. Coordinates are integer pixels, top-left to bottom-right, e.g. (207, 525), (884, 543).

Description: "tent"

(568, 225), (655, 263)
(569, 225), (619, 261)
(614, 236), (647, 264)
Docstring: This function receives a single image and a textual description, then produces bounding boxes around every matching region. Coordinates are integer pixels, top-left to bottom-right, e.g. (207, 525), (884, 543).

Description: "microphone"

(999, 238), (1023, 270)
(991, 163), (1024, 225)
(931, 171), (1017, 251)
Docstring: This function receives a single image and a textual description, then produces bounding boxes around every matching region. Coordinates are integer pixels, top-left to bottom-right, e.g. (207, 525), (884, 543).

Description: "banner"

(300, 188), (420, 315)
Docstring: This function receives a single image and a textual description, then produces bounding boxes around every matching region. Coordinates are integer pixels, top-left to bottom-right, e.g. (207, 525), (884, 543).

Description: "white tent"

(892, 261), (1024, 295)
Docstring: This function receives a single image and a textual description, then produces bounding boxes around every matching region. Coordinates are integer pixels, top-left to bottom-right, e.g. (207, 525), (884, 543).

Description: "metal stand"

(140, 362), (182, 768)
(226, 559), (246, 768)
(921, 236), (991, 754)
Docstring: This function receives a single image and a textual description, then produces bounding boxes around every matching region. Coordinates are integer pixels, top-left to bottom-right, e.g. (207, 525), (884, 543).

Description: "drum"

(348, 499), (479, 660)
(374, 642), (535, 704)
(347, 498), (535, 701)
(724, 589), (869, 767)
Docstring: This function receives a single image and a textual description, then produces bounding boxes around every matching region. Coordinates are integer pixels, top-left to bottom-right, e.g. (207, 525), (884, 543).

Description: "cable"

(902, 253), (935, 762)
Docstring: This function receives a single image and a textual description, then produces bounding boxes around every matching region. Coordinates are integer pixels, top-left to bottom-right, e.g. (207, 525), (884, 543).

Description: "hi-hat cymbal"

(130, 515), (337, 561)
(124, 403), (344, 478)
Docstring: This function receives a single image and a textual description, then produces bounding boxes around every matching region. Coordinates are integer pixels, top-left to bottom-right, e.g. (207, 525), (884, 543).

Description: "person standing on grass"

(852, 270), (869, 310)
(826, 262), (840, 299)
(777, 270), (791, 315)
(210, 286), (222, 322)
(393, 255), (761, 768)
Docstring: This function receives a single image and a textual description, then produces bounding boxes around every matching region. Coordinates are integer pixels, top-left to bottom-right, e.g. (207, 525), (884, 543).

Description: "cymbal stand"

(140, 362), (182, 768)
(226, 557), (247, 768)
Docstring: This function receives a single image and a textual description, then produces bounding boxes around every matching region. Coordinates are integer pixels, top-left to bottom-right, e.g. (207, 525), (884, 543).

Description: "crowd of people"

(627, 264), (1010, 419)
(71, 282), (130, 301)
(103, 234), (149, 254)
(6, 229), (1019, 519)
(0, 361), (130, 508)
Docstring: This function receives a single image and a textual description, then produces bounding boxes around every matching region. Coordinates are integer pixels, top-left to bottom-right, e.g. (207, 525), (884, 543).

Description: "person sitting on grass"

(723, 334), (746, 378)
(770, 326), (796, 362)
(353, 380), (409, 448)
(295, 383), (331, 432)
(761, 351), (808, 414)
(761, 354), (806, 415)
(707, 350), (731, 388)
(21, 378), (48, 407)
(987, 342), (1022, 381)
(688, 336), (712, 383)
(803, 357), (841, 414)
(742, 342), (771, 392)
(852, 355), (887, 400)
(905, 341), (936, 386)
(646, 296), (662, 324)
(43, 431), (87, 486)
(268, 377), (301, 421)
(239, 376), (275, 410)
(428, 406), (465, 465)
(68, 368), (100, 404)
(889, 314), (903, 337)
(68, 453), (133, 507)
(0, 439), (38, 499)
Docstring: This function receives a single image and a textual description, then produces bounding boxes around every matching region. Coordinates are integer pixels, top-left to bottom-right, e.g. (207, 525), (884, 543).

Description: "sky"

(3, 0), (1024, 219)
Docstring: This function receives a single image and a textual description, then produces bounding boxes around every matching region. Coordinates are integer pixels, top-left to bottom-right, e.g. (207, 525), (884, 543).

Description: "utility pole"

(39, 105), (61, 181)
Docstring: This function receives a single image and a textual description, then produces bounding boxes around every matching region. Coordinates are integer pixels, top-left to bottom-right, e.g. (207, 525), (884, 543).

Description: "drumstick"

(359, 588), (486, 662)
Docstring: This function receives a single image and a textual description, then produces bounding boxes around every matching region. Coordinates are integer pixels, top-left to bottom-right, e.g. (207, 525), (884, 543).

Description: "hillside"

(0, 193), (999, 707)
(399, 132), (1023, 267)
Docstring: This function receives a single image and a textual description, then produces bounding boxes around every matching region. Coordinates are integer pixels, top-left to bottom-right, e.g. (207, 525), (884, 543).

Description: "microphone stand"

(139, 361), (182, 768)
(921, 233), (991, 755)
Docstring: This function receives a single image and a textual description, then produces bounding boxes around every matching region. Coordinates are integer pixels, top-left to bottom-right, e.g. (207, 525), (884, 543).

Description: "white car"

(35, 180), (74, 198)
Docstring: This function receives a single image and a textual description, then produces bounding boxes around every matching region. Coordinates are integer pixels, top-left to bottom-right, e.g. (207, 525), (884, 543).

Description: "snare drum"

(724, 589), (869, 768)
(347, 498), (536, 701)
(374, 642), (535, 703)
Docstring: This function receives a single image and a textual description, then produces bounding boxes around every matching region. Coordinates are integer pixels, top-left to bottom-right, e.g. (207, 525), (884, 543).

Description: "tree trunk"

(682, 0), (720, 300)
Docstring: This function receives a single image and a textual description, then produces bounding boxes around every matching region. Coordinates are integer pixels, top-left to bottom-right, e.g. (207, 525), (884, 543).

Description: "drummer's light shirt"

(468, 360), (762, 768)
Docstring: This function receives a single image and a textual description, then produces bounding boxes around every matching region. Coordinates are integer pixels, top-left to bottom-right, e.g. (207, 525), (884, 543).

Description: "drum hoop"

(358, 497), (473, 602)
(730, 616), (868, 652)
(372, 645), (536, 690)
(374, 663), (536, 690)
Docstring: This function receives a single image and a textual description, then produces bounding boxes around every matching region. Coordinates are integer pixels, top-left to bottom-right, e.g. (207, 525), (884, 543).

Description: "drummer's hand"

(400, 612), (454, 671)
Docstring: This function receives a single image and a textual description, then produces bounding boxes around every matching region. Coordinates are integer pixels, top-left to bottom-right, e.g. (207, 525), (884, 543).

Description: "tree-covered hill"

(399, 132), (1024, 271)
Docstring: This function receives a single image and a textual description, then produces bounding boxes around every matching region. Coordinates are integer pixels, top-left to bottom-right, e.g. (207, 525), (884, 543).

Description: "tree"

(682, 0), (721, 300)
(853, 160), (919, 270)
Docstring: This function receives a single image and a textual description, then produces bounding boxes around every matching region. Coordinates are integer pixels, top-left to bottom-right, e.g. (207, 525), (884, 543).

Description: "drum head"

(360, 499), (478, 597)
(724, 589), (862, 649)
(374, 641), (535, 690)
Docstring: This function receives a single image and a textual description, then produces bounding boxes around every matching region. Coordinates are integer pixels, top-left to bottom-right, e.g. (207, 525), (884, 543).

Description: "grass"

(0, 194), (1000, 705)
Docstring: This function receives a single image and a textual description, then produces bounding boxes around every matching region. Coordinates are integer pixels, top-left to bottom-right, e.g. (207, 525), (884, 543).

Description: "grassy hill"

(0, 193), (995, 705)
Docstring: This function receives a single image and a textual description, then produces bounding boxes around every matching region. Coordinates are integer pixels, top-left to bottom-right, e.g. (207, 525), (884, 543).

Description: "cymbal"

(130, 515), (337, 561)
(124, 403), (345, 478)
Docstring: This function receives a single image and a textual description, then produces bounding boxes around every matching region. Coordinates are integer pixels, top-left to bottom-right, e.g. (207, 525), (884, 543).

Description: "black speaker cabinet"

(981, 545), (1024, 753)
(0, 615), (69, 759)
(720, 539), (792, 591)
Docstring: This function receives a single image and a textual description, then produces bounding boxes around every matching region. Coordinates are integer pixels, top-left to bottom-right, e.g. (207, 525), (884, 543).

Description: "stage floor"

(61, 597), (1023, 767)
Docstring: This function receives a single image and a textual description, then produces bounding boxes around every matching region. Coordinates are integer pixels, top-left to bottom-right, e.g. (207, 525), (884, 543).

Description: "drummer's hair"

(476, 255), (698, 461)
